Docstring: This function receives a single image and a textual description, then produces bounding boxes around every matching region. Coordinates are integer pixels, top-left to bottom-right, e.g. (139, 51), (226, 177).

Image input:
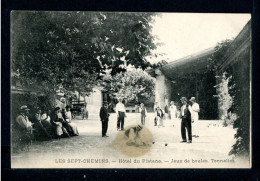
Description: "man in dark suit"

(99, 102), (110, 137)
(180, 97), (193, 143)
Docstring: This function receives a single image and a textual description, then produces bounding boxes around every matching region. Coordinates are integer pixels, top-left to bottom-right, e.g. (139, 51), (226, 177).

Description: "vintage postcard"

(11, 11), (251, 168)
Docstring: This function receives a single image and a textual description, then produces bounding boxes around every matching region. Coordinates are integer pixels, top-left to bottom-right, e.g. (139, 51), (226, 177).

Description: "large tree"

(11, 11), (158, 98)
(99, 68), (155, 102)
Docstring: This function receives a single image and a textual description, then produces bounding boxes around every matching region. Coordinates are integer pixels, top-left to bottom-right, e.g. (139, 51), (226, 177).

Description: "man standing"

(82, 103), (88, 120)
(153, 102), (159, 126)
(115, 98), (126, 131)
(180, 97), (193, 143)
(190, 97), (200, 138)
(140, 103), (147, 125)
(99, 102), (110, 137)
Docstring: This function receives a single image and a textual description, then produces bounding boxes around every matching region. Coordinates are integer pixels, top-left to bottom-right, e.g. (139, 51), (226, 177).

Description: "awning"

(160, 47), (214, 79)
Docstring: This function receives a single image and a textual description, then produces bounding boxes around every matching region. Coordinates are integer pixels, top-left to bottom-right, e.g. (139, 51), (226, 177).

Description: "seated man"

(15, 105), (34, 151)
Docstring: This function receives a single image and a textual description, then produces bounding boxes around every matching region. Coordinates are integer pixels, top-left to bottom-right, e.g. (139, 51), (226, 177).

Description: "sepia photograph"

(10, 11), (251, 168)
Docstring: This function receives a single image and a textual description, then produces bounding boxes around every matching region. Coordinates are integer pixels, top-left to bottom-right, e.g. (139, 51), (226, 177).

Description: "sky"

(148, 13), (251, 63)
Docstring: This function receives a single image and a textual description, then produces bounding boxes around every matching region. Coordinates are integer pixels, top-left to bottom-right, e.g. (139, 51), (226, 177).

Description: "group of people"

(153, 96), (200, 143)
(99, 99), (145, 147)
(99, 98), (128, 137)
(14, 105), (79, 150)
(180, 97), (200, 143)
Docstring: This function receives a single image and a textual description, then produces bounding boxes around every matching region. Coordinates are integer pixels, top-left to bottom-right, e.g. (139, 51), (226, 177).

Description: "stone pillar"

(155, 69), (171, 110)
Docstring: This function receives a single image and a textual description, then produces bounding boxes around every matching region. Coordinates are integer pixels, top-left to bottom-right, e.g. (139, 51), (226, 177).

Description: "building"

(148, 20), (251, 120)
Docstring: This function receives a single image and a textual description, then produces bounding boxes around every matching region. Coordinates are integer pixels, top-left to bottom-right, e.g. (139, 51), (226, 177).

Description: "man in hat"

(99, 101), (110, 137)
(190, 97), (200, 138)
(15, 105), (34, 151)
(115, 98), (126, 131)
(16, 105), (33, 131)
(125, 125), (145, 146)
(180, 97), (193, 143)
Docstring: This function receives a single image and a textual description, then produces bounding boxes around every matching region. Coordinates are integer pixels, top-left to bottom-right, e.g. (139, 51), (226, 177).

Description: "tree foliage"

(11, 11), (158, 95)
(99, 68), (155, 101)
(227, 66), (250, 157)
(208, 39), (249, 156)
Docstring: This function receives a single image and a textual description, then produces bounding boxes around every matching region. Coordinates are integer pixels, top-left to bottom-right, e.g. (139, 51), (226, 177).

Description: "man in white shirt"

(115, 98), (126, 131)
(15, 105), (34, 151)
(190, 97), (200, 138)
(16, 105), (33, 131)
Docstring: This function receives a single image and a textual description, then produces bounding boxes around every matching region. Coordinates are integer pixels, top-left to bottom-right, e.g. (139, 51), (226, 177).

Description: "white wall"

(155, 69), (171, 110)
(86, 88), (102, 114)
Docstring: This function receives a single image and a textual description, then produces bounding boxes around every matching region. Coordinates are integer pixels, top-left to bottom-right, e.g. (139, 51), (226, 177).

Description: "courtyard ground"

(11, 113), (250, 168)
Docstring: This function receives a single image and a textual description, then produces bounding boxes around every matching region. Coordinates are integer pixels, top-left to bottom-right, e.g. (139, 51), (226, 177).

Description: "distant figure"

(164, 102), (169, 120)
(190, 97), (200, 138)
(156, 106), (165, 127)
(153, 102), (160, 126)
(99, 102), (110, 137)
(82, 103), (88, 120)
(125, 125), (145, 146)
(135, 104), (140, 113)
(116, 98), (126, 131)
(169, 101), (177, 127)
(180, 97), (193, 143)
(140, 103), (147, 125)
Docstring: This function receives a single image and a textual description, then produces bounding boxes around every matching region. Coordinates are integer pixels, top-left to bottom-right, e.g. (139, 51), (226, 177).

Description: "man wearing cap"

(16, 105), (33, 131)
(180, 97), (193, 143)
(190, 97), (200, 138)
(115, 98), (126, 131)
(99, 102), (110, 137)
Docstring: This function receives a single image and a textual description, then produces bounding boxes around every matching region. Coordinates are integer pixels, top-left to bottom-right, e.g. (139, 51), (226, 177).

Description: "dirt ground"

(11, 113), (250, 168)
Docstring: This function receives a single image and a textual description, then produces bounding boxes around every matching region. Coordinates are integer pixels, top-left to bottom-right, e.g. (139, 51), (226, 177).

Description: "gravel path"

(11, 113), (250, 168)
